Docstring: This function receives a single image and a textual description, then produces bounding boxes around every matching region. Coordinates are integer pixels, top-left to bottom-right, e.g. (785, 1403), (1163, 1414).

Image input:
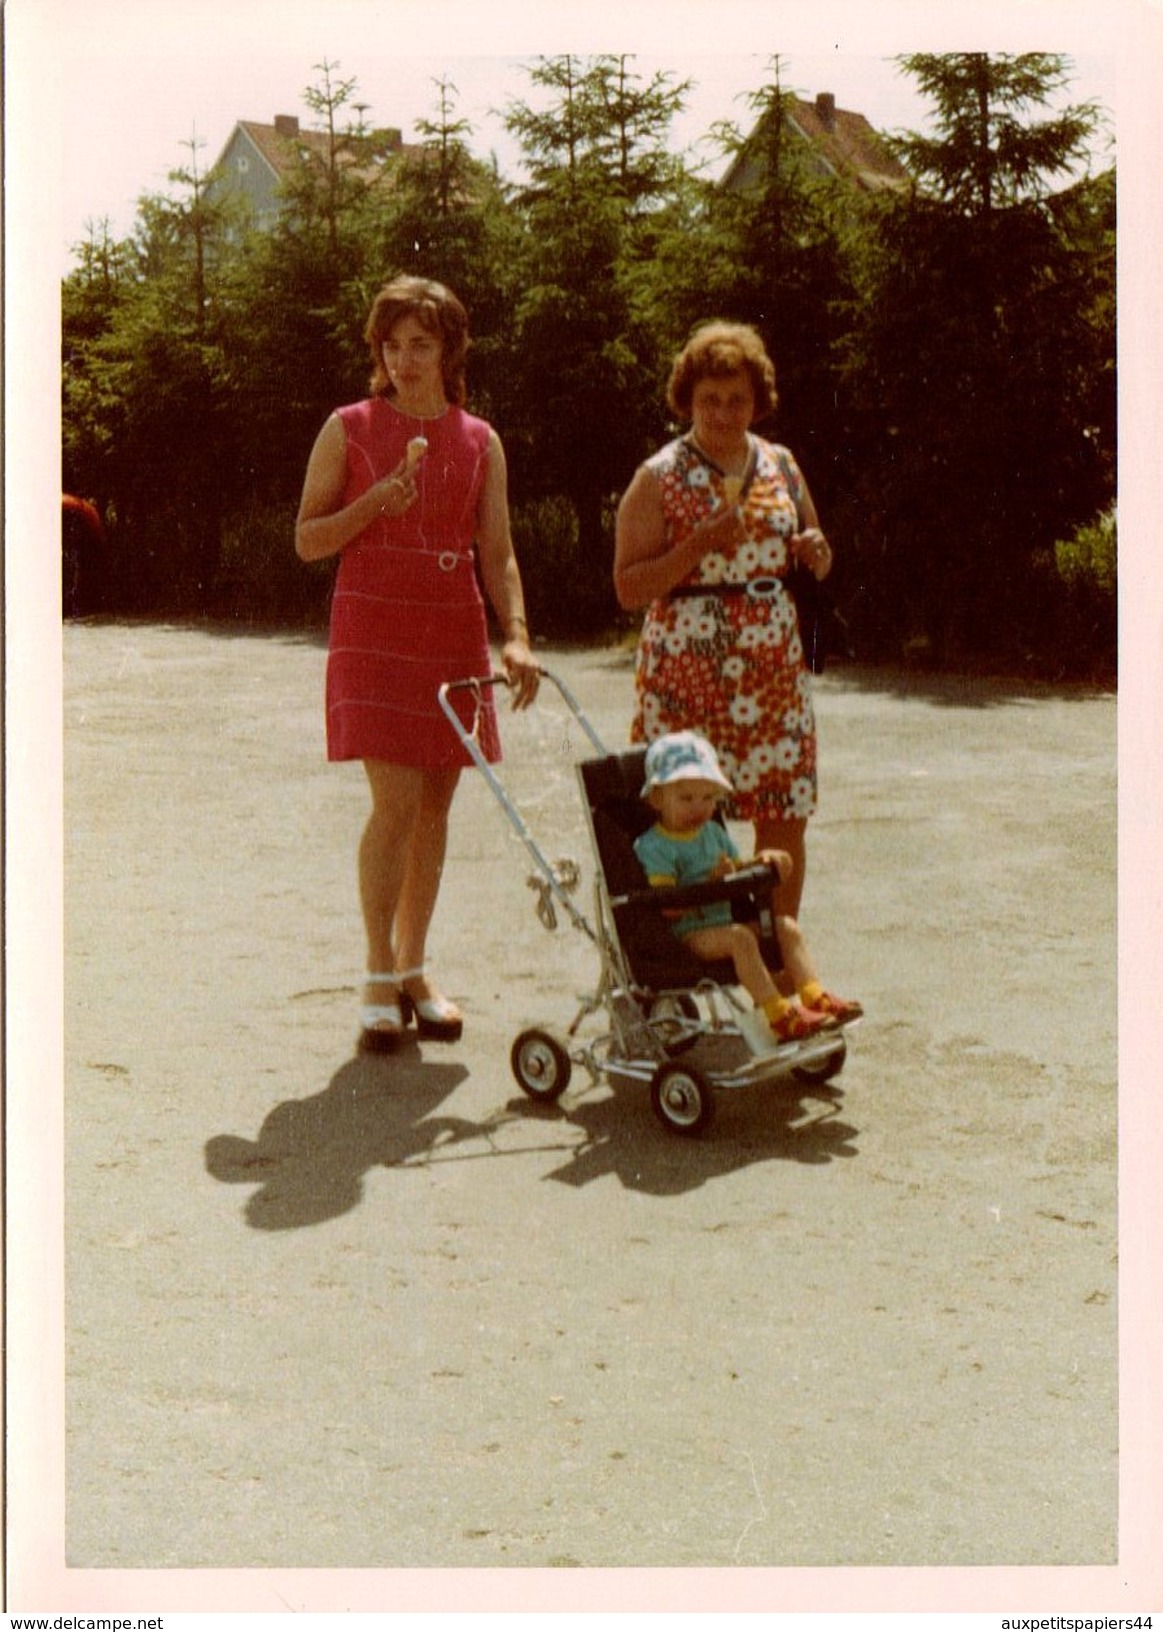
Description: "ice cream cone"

(406, 436), (428, 472)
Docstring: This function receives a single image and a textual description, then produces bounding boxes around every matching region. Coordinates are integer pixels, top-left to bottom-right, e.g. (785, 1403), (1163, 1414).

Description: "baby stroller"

(439, 669), (851, 1136)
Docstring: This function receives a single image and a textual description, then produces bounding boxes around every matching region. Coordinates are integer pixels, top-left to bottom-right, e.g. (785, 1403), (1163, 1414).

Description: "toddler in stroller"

(634, 731), (862, 1056)
(439, 668), (860, 1134)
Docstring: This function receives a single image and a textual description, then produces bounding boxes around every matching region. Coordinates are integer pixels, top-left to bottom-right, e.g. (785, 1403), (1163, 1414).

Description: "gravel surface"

(51, 622), (1126, 1602)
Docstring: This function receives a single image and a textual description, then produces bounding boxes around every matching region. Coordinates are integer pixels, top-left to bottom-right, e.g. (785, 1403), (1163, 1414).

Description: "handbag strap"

(773, 445), (802, 531)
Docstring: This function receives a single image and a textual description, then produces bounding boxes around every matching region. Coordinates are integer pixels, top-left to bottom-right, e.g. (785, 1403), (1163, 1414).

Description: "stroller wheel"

(792, 1035), (847, 1085)
(645, 993), (701, 1055)
(511, 1029), (572, 1102)
(650, 1063), (716, 1137)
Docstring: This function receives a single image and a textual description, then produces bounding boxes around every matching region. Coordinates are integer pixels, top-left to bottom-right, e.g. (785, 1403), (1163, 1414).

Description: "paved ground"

(57, 623), (1122, 1596)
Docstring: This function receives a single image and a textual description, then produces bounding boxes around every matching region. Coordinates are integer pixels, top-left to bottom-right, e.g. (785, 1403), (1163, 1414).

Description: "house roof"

(217, 115), (423, 185)
(724, 92), (910, 195)
(238, 119), (327, 175)
(206, 113), (494, 226)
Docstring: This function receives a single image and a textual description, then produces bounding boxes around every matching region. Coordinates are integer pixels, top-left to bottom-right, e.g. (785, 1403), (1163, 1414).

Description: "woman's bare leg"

(774, 913), (819, 993)
(754, 813), (807, 992)
(360, 762), (424, 1003)
(393, 766), (461, 1006)
(754, 813), (807, 918)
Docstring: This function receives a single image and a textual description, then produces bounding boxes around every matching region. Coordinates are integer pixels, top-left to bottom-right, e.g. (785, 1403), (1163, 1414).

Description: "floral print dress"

(630, 433), (817, 823)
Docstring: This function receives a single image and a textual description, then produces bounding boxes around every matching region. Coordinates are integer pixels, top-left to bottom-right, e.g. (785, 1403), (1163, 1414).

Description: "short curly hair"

(666, 321), (778, 422)
(364, 276), (471, 405)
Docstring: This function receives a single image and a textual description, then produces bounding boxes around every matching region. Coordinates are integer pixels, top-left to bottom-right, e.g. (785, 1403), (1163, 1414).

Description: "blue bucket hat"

(641, 730), (734, 797)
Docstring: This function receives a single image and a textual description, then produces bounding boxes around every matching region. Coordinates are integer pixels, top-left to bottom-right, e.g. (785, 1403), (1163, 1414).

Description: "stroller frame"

(439, 669), (849, 1135)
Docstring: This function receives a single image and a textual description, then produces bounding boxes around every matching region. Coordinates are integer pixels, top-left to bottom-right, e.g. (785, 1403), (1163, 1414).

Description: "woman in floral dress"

(614, 321), (835, 919)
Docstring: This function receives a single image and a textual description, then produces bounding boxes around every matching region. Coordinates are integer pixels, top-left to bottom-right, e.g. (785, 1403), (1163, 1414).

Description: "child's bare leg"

(685, 920), (837, 1046)
(683, 923), (777, 1007)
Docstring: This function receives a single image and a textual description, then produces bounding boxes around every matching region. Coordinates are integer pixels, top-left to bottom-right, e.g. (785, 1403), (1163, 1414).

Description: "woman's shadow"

(204, 1043), (484, 1230)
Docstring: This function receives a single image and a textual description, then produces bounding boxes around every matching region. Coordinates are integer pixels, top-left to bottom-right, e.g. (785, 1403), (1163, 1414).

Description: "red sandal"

(767, 1004), (838, 1043)
(808, 992), (864, 1025)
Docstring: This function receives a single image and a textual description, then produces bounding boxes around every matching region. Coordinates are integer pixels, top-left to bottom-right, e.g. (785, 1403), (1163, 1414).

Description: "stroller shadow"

(519, 1076), (861, 1196)
(204, 1044), (476, 1230)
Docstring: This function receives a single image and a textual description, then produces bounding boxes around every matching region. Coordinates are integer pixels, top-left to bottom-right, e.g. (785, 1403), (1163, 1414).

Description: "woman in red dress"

(296, 277), (539, 1049)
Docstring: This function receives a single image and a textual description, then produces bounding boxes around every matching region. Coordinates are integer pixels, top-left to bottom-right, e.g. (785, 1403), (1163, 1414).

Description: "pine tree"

(836, 52), (1111, 663)
(501, 55), (691, 631)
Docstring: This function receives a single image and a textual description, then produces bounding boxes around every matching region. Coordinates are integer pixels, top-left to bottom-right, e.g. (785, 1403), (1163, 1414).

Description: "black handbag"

(775, 447), (842, 675)
(787, 564), (829, 675)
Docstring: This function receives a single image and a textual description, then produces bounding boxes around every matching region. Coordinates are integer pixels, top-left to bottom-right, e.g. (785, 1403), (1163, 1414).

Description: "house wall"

(206, 128), (282, 231)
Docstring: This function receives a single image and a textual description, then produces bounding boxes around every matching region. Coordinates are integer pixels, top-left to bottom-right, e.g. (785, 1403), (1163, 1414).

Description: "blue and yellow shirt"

(633, 821), (740, 939)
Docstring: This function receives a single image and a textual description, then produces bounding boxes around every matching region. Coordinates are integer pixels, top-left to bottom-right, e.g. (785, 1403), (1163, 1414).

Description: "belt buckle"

(745, 576), (780, 601)
(438, 550), (460, 573)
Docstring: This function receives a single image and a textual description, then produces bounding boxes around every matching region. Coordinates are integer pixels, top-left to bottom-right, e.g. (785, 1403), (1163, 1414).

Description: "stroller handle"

(440, 671), (513, 695)
(437, 667), (609, 946)
(439, 668), (609, 757)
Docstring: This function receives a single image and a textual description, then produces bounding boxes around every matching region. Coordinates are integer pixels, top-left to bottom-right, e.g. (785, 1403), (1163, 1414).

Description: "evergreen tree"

(586, 54), (692, 207)
(58, 49), (1113, 660)
(281, 60), (396, 266)
(502, 55), (691, 631)
(157, 131), (224, 334)
(891, 52), (1101, 213)
(836, 52), (1110, 664)
(213, 63), (397, 511)
(62, 138), (242, 611)
(366, 78), (522, 426)
(720, 66), (858, 466)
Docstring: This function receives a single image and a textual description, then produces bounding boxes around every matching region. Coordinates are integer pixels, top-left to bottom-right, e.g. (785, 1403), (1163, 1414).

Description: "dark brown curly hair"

(666, 320), (778, 422)
(364, 276), (471, 405)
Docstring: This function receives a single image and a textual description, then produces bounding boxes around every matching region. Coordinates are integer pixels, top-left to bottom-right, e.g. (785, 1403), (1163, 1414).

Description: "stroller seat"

(578, 749), (784, 996)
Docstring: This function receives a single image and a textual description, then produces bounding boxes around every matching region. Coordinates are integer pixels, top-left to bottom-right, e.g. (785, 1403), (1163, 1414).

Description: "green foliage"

(499, 54), (693, 627)
(60, 52), (1116, 675)
(511, 495), (602, 636)
(1056, 506), (1116, 593)
(832, 52), (1113, 665)
(891, 53), (1103, 212)
(215, 492), (334, 625)
(1013, 506), (1119, 682)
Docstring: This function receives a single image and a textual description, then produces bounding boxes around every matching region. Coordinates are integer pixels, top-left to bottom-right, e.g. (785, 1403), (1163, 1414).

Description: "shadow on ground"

(204, 1048), (473, 1230)
(529, 1075), (859, 1194)
(205, 1047), (860, 1228)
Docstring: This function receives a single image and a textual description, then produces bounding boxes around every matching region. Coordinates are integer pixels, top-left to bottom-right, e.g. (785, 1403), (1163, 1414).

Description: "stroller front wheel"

(511, 1029), (572, 1102)
(651, 1062), (716, 1136)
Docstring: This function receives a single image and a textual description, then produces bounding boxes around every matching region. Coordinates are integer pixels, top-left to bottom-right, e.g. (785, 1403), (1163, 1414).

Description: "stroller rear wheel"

(792, 1035), (847, 1085)
(651, 1062), (716, 1136)
(645, 993), (702, 1055)
(511, 1028), (572, 1102)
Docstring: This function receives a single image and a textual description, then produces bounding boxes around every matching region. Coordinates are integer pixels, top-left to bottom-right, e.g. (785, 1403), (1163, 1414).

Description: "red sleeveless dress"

(325, 398), (501, 768)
